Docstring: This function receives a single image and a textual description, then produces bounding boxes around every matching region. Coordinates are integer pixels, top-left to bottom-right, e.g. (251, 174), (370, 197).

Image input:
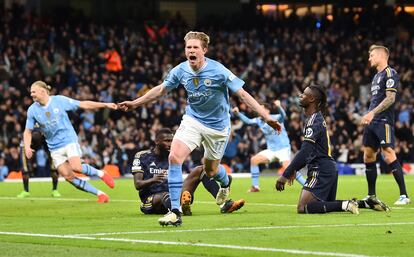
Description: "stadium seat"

(103, 164), (121, 178)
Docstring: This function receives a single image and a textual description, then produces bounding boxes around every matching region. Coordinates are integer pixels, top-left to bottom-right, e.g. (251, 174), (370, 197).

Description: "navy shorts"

(303, 161), (338, 201)
(363, 121), (394, 150)
(140, 192), (169, 215)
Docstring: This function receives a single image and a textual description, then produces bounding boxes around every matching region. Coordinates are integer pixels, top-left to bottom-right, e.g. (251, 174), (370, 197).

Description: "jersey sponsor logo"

(386, 79), (394, 88)
(149, 167), (167, 174)
(204, 78), (212, 86)
(305, 128), (313, 138)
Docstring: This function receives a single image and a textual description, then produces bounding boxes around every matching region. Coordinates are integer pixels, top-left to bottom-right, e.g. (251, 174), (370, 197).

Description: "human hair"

(309, 85), (328, 117)
(369, 44), (389, 58)
(31, 80), (52, 94)
(155, 128), (173, 140)
(184, 31), (210, 49)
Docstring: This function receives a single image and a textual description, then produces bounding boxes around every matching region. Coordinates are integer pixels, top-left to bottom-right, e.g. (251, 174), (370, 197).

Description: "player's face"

(156, 133), (173, 152)
(185, 39), (207, 70)
(368, 49), (381, 68)
(299, 87), (313, 108)
(30, 85), (48, 104)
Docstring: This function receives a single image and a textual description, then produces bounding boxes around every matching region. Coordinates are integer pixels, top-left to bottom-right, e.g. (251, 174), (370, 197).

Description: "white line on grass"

(0, 231), (383, 257)
(3, 197), (414, 210)
(70, 221), (414, 236)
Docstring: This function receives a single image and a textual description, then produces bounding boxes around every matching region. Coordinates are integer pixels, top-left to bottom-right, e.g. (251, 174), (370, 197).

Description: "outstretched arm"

(234, 88), (281, 132)
(79, 101), (118, 110)
(273, 100), (286, 122)
(232, 107), (257, 125)
(118, 84), (168, 111)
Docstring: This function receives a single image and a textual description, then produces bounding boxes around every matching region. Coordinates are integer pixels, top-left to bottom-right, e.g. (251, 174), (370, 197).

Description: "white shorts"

(174, 115), (230, 160)
(258, 147), (291, 163)
(50, 142), (82, 167)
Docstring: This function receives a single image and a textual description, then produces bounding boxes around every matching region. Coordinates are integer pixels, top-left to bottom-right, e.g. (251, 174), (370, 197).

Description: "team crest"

(305, 128), (313, 138)
(204, 78), (212, 86)
(53, 108), (59, 114)
(192, 77), (199, 87)
(386, 79), (394, 88)
(45, 112), (51, 118)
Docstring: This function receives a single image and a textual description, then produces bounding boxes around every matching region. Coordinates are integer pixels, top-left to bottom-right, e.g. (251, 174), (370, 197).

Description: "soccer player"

(359, 45), (410, 206)
(132, 128), (245, 217)
(232, 100), (305, 193)
(118, 31), (280, 226)
(24, 80), (117, 203)
(275, 85), (359, 214)
(17, 130), (61, 198)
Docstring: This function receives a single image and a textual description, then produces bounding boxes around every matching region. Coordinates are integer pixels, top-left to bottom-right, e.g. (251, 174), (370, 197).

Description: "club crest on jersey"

(305, 128), (313, 138)
(192, 77), (199, 87)
(204, 78), (212, 86)
(386, 79), (394, 88)
(45, 112), (51, 118)
(53, 108), (59, 114)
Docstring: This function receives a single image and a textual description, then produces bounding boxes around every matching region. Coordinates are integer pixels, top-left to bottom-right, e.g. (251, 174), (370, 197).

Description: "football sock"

(389, 160), (408, 197)
(69, 177), (98, 195)
(250, 165), (260, 187)
(161, 192), (172, 210)
(214, 164), (229, 187)
(81, 164), (103, 177)
(365, 162), (377, 196)
(305, 201), (342, 213)
(22, 174), (29, 192)
(168, 164), (183, 210)
(201, 173), (220, 199)
(295, 172), (306, 186)
(51, 170), (58, 190)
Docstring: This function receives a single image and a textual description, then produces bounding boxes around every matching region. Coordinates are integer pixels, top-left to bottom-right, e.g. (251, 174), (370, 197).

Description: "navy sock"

(365, 162), (377, 196)
(305, 201), (343, 213)
(389, 160), (408, 196)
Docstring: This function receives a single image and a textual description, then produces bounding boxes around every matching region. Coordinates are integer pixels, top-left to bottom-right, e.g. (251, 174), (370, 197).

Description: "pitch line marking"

(0, 231), (384, 257)
(70, 221), (414, 236)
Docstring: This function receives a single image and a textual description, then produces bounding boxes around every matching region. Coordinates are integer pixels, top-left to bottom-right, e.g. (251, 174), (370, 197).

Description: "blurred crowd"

(0, 4), (413, 178)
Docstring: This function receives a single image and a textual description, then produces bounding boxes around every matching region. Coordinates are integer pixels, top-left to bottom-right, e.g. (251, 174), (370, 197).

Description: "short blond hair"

(184, 31), (210, 49)
(369, 44), (390, 58)
(31, 80), (52, 94)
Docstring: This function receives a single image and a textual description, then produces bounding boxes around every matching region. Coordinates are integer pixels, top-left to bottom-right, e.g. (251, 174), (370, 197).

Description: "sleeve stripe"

(386, 88), (397, 92)
(304, 138), (316, 143)
(385, 67), (392, 78)
(131, 169), (144, 173)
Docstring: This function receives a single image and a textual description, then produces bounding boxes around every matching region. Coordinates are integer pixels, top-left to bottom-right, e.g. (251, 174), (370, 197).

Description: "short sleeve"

(222, 65), (244, 92)
(303, 123), (321, 144)
(131, 152), (145, 173)
(163, 65), (181, 90)
(25, 107), (35, 130)
(56, 95), (80, 111)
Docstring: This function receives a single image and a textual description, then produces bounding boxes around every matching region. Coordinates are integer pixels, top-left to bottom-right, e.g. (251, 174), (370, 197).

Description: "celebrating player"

(119, 31), (280, 226)
(232, 100), (305, 193)
(24, 81), (116, 203)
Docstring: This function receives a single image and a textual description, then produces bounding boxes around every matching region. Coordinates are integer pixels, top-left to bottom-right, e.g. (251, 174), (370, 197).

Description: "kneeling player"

(132, 128), (245, 217)
(17, 130), (61, 198)
(276, 85), (359, 214)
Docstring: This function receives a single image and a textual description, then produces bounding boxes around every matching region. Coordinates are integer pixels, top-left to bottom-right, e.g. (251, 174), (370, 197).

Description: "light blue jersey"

(163, 57), (244, 130)
(237, 108), (290, 151)
(26, 95), (80, 151)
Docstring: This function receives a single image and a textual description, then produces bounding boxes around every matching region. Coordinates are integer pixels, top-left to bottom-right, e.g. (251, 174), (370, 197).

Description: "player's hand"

(275, 176), (289, 191)
(264, 116), (282, 134)
(105, 103), (118, 110)
(360, 111), (374, 126)
(152, 173), (167, 183)
(232, 107), (239, 114)
(117, 101), (136, 112)
(273, 100), (281, 108)
(25, 147), (35, 159)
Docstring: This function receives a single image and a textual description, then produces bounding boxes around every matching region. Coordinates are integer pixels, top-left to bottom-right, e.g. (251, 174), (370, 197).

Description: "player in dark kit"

(359, 44), (410, 206)
(132, 128), (244, 219)
(275, 85), (359, 214)
(17, 130), (61, 198)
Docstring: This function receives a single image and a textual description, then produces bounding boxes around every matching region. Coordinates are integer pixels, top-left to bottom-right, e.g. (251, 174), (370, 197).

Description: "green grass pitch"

(1, 175), (414, 257)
